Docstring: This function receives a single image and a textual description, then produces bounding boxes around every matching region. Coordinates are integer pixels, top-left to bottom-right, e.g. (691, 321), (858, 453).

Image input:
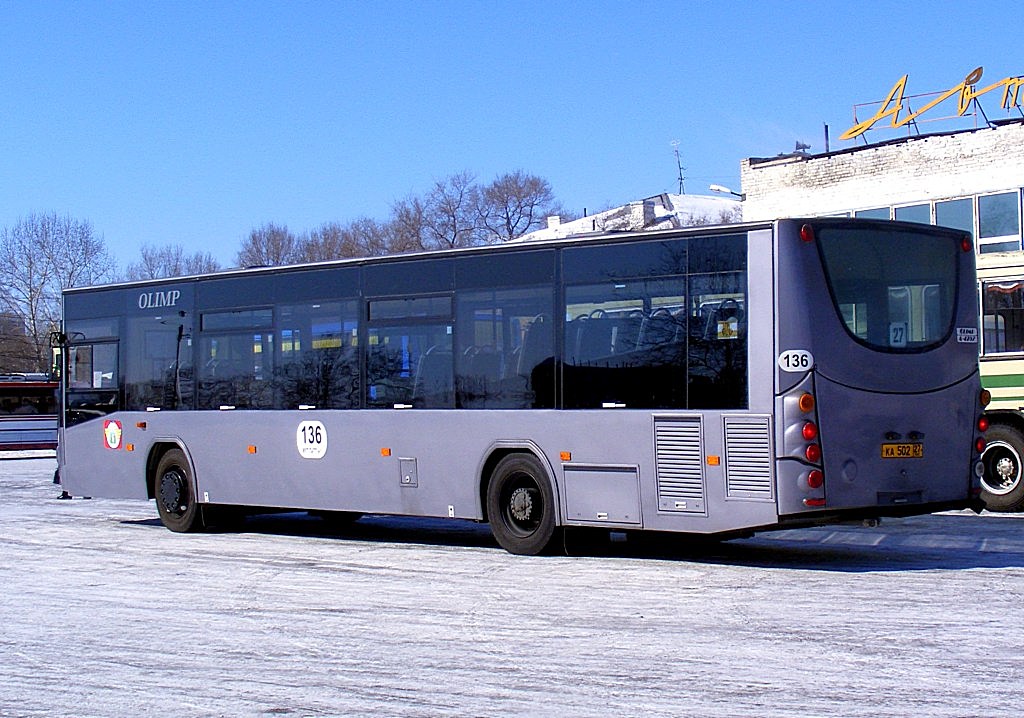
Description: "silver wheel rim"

(982, 440), (1022, 495)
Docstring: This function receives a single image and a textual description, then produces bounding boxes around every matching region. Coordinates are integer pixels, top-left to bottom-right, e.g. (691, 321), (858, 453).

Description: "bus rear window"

(815, 224), (959, 352)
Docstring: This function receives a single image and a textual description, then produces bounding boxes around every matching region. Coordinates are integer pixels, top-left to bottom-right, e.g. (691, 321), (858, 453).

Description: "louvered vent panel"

(654, 418), (705, 513)
(724, 415), (773, 499)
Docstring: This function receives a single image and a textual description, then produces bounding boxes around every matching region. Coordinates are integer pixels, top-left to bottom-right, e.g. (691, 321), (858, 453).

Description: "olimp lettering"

(138, 289), (181, 310)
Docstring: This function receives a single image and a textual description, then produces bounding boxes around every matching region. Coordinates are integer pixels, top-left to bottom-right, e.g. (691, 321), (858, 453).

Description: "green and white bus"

(56, 218), (989, 554)
(977, 252), (1024, 511)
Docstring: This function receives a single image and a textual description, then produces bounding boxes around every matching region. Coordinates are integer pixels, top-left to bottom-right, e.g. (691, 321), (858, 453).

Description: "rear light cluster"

(785, 386), (825, 508)
(974, 390), (991, 485)
(977, 390), (991, 454)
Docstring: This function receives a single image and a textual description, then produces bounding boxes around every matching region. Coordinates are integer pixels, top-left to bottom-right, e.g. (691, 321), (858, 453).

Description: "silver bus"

(56, 218), (989, 554)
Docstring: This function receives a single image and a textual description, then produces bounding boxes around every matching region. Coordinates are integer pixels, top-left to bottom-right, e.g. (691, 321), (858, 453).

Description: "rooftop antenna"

(671, 140), (685, 194)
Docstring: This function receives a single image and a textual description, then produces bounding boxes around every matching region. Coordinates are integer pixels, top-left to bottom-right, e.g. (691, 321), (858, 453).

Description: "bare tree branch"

(477, 170), (558, 241)
(0, 212), (114, 373)
(236, 223), (297, 267)
(126, 244), (222, 280)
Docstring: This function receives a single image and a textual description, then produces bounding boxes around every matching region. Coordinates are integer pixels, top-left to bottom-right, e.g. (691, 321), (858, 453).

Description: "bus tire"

(153, 448), (203, 532)
(980, 424), (1024, 513)
(486, 453), (560, 555)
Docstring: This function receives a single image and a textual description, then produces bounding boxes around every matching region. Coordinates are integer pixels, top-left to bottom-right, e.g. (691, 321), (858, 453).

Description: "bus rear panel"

(774, 220), (985, 523)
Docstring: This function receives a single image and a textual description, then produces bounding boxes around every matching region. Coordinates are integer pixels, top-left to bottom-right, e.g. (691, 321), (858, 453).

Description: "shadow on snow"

(121, 509), (1024, 573)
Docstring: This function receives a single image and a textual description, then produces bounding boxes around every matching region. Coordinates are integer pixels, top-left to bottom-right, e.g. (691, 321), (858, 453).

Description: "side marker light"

(798, 393), (815, 413)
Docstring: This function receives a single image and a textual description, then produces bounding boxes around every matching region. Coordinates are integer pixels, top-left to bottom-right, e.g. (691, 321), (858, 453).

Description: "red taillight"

(803, 498), (826, 508)
(807, 469), (824, 489)
(976, 437), (987, 453)
(978, 416), (989, 432)
(800, 224), (815, 243)
(802, 422), (818, 441)
(805, 444), (822, 463)
(961, 235), (972, 253)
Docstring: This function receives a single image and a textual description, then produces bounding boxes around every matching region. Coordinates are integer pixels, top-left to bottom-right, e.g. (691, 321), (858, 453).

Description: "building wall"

(741, 121), (1024, 221)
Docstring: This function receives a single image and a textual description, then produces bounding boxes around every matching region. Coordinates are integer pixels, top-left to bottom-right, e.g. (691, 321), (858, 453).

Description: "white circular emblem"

(296, 421), (327, 459)
(778, 349), (814, 373)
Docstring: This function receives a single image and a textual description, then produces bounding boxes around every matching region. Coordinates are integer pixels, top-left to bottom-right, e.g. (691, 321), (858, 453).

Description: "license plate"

(881, 443), (923, 459)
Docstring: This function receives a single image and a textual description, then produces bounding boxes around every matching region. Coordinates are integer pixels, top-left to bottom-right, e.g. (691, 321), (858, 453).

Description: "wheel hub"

(995, 457), (1017, 488)
(158, 470), (187, 514)
(509, 486), (534, 522)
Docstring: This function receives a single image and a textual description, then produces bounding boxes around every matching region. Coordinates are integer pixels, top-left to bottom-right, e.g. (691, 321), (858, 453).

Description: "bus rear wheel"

(486, 453), (560, 555)
(980, 424), (1024, 513)
(153, 448), (203, 532)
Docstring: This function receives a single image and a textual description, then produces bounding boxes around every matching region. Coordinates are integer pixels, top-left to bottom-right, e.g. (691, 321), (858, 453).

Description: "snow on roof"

(518, 193), (742, 242)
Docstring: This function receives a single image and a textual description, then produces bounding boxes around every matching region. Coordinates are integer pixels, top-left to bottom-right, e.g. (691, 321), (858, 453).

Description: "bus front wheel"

(980, 424), (1024, 513)
(153, 448), (203, 532)
(486, 453), (560, 555)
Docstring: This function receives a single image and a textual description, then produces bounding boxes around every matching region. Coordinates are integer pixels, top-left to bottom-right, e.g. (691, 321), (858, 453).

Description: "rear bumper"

(777, 497), (984, 529)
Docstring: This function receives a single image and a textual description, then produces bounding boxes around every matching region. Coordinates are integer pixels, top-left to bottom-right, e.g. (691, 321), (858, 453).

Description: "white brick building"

(740, 119), (1024, 255)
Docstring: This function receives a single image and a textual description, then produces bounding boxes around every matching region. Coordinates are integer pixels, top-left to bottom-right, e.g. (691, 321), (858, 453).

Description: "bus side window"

(69, 343), (118, 390)
(366, 296), (454, 409)
(65, 342), (120, 425)
(983, 281), (1024, 355)
(277, 301), (360, 409)
(454, 287), (554, 409)
(688, 274), (747, 410)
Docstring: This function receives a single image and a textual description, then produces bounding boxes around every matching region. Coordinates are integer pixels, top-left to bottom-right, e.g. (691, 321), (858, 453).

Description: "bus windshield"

(815, 224), (959, 352)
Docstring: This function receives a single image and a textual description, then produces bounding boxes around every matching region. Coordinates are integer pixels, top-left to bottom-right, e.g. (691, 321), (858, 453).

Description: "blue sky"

(2, 0), (1021, 269)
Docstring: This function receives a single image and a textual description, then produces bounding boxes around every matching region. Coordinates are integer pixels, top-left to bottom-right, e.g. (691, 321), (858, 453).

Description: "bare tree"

(422, 171), (481, 249)
(125, 244), (221, 280)
(349, 217), (391, 257)
(477, 171), (559, 241)
(716, 206), (743, 224)
(0, 313), (35, 373)
(684, 206), (743, 227)
(388, 196), (429, 253)
(294, 219), (392, 262)
(0, 213), (114, 373)
(294, 222), (352, 263)
(236, 223), (297, 267)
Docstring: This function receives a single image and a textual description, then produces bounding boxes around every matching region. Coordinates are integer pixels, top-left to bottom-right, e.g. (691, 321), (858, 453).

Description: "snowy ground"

(1, 453), (1022, 717)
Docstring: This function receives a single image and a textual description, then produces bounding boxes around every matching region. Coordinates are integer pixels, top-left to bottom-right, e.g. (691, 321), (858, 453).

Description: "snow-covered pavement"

(2, 454), (1022, 717)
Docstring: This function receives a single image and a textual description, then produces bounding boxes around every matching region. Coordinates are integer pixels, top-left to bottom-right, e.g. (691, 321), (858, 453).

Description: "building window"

(978, 191), (1022, 253)
(894, 204), (930, 224)
(935, 197), (974, 235)
(854, 207), (890, 220)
